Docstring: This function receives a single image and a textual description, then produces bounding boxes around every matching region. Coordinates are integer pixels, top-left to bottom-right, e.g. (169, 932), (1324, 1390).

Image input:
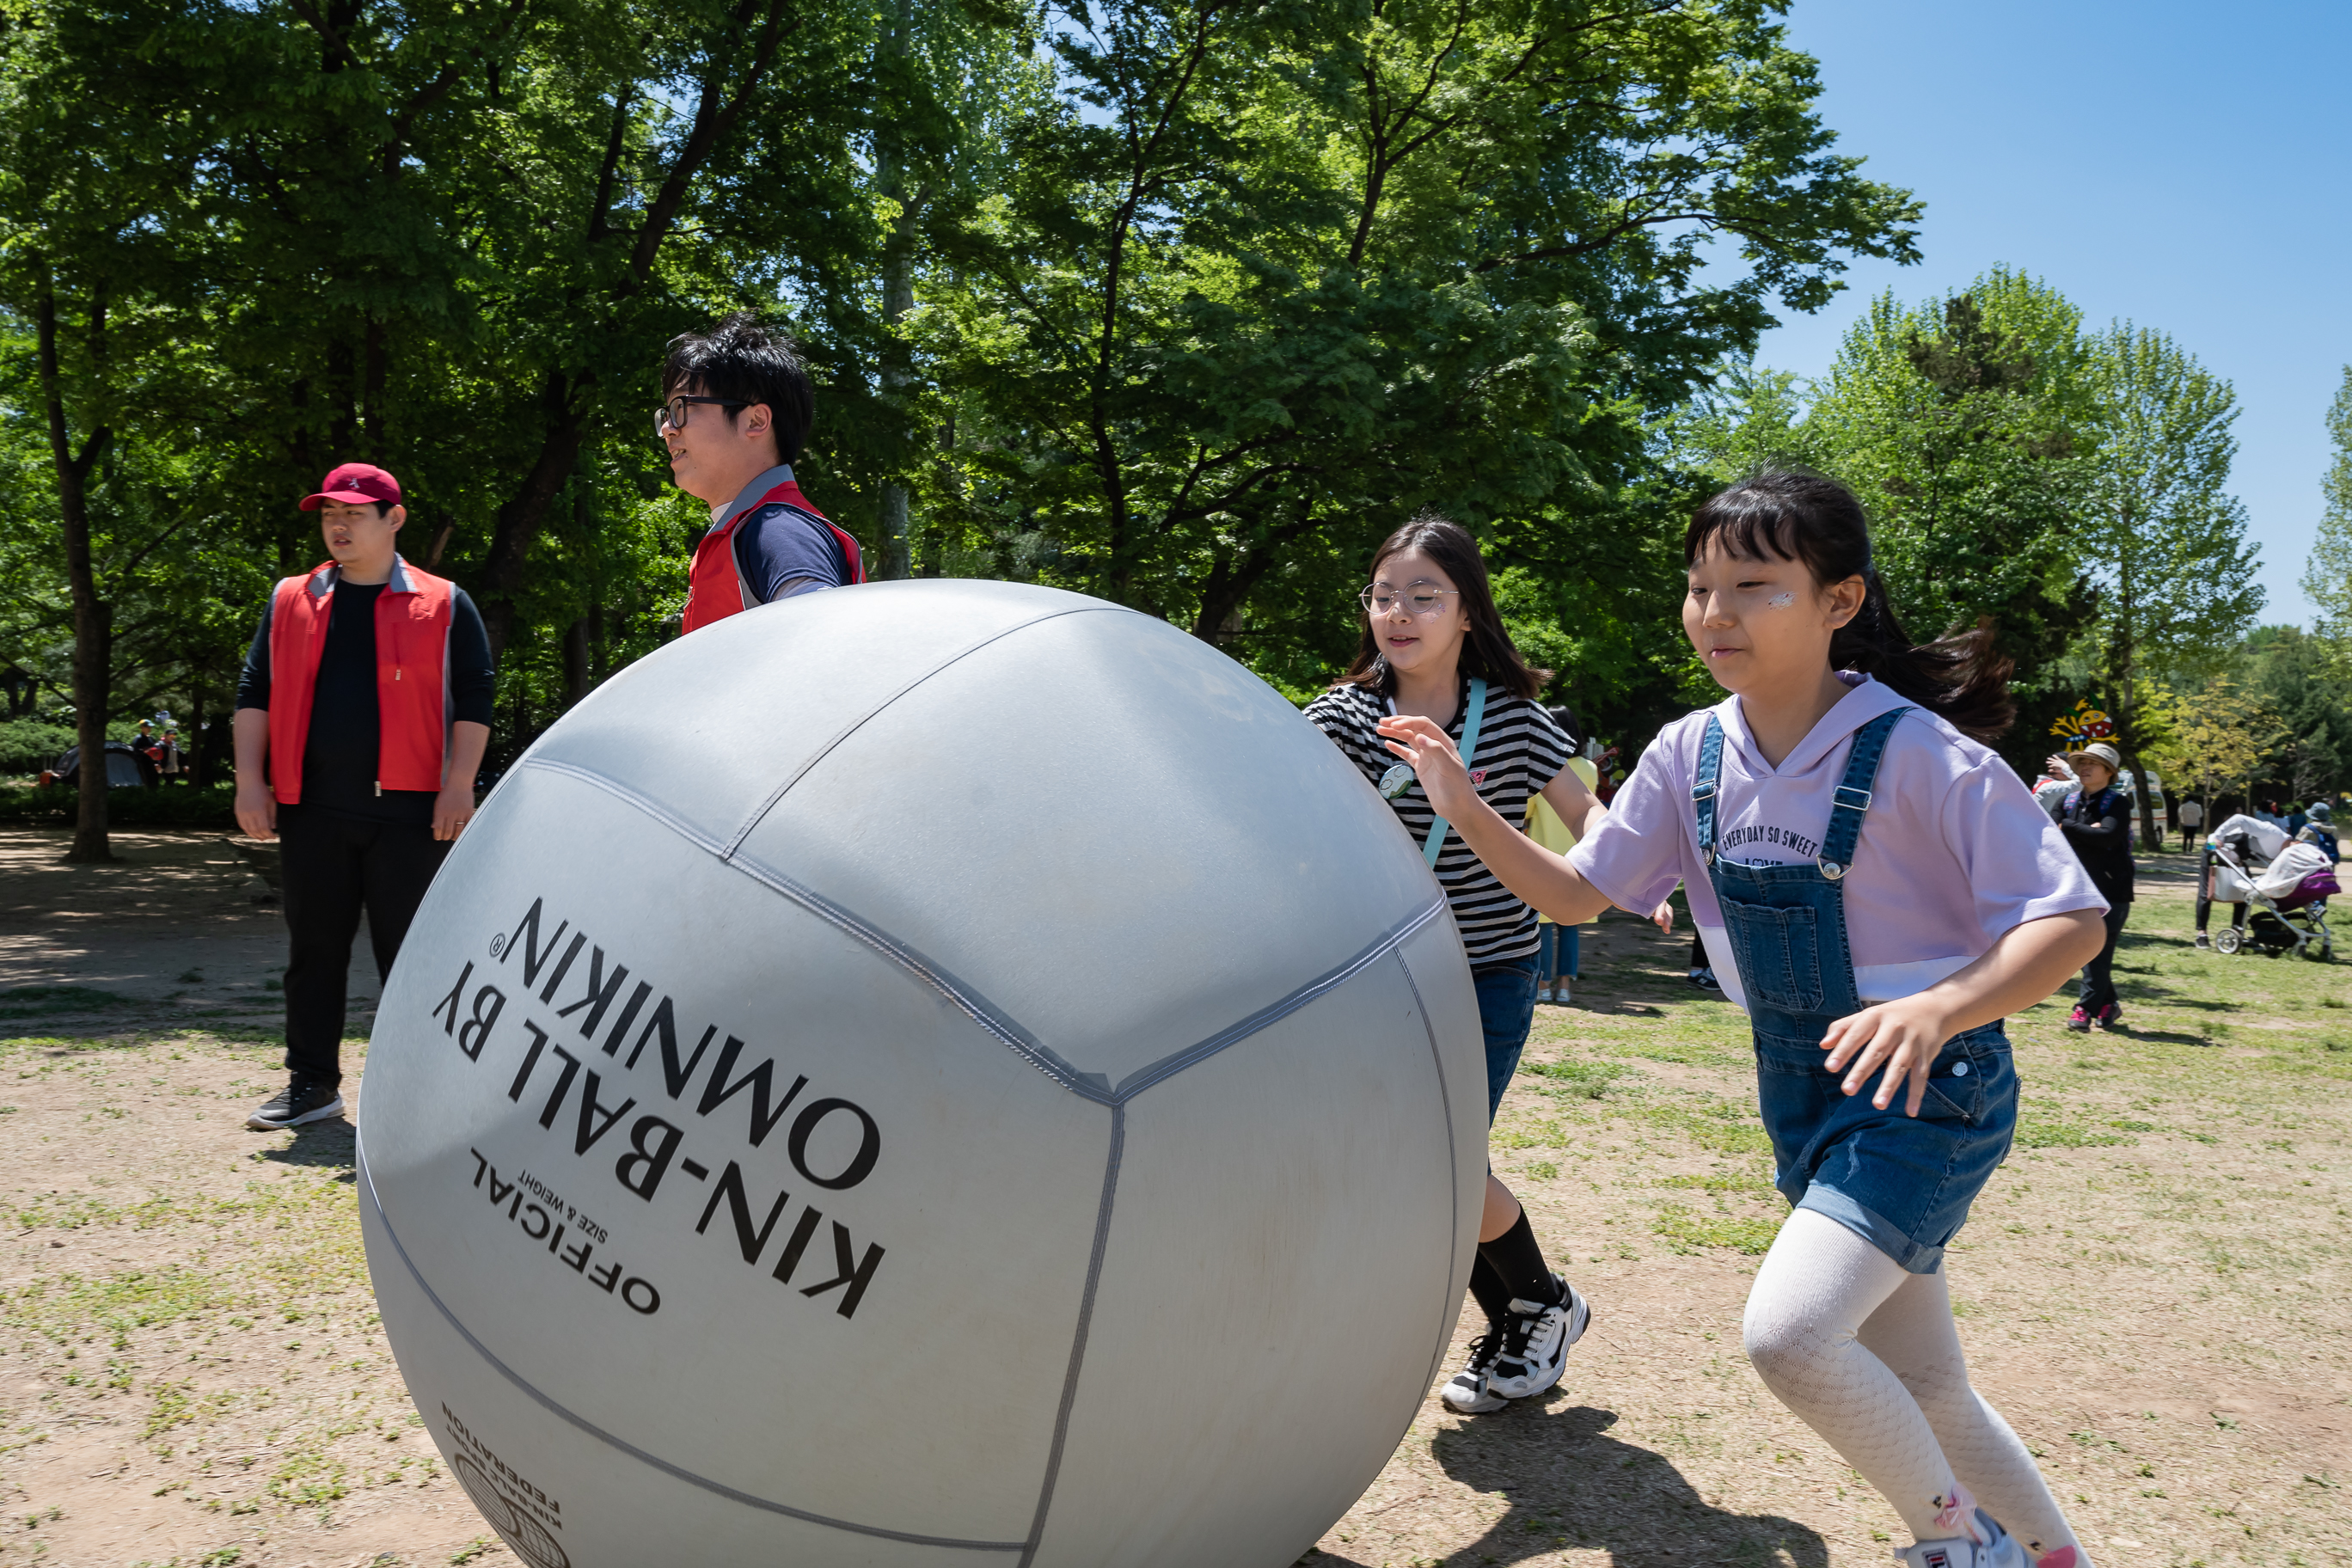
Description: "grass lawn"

(0, 843), (2344, 1567)
(1317, 848), (2351, 1568)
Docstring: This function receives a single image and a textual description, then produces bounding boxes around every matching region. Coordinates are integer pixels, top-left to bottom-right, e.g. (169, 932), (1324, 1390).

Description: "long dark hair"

(1341, 511), (1548, 700)
(1682, 470), (2015, 743)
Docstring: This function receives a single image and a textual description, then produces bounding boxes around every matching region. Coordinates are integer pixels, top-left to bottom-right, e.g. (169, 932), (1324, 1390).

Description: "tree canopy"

(0, 0), (2307, 853)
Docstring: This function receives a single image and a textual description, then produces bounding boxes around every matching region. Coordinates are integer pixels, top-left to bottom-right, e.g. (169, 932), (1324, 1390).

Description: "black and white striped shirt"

(1305, 680), (1573, 965)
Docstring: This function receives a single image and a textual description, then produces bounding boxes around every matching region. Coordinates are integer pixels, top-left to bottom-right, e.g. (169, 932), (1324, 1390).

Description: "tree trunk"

(475, 374), (590, 660)
(872, 0), (916, 581)
(188, 677), (210, 787)
(562, 615), (591, 709)
(33, 261), (114, 863)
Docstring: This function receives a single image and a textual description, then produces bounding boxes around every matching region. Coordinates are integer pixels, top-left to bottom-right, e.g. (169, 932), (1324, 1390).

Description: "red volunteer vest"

(266, 557), (455, 805)
(680, 477), (864, 634)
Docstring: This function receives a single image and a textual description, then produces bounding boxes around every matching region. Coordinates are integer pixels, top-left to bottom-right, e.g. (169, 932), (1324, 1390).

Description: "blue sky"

(1744, 0), (2350, 628)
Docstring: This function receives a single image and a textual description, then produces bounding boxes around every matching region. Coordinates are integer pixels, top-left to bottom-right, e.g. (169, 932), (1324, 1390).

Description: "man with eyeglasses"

(659, 312), (866, 634)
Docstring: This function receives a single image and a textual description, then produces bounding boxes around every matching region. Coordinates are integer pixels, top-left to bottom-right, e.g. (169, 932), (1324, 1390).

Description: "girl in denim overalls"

(1378, 473), (2110, 1568)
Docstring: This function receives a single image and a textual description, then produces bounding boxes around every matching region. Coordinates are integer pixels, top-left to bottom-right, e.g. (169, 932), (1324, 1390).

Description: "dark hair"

(1341, 511), (1548, 700)
(661, 311), (815, 463)
(1682, 469), (2014, 744)
(1547, 704), (1581, 751)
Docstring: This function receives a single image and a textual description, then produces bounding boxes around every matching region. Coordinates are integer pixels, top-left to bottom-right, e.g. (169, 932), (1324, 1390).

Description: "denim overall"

(1696, 707), (2018, 1274)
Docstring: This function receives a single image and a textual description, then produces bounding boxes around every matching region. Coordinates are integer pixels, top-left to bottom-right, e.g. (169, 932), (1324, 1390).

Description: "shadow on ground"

(1313, 1406), (1827, 1568)
(259, 1112), (358, 1179)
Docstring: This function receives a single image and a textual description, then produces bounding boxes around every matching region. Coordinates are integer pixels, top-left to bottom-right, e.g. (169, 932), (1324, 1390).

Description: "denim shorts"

(1473, 959), (1539, 1124)
(1753, 1020), (2017, 1273)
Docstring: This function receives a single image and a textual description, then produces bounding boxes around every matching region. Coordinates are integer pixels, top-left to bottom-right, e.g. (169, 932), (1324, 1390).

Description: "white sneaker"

(1535, 987), (1554, 1003)
(1438, 1328), (1509, 1414)
(1894, 1485), (2031, 1568)
(1483, 1276), (1589, 1400)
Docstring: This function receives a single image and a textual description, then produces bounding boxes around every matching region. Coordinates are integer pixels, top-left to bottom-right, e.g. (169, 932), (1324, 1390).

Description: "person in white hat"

(2044, 742), (2133, 1031)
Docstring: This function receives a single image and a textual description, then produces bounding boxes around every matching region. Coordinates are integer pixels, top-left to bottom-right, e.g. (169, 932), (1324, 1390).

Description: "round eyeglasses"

(653, 395), (747, 438)
(1358, 585), (1461, 617)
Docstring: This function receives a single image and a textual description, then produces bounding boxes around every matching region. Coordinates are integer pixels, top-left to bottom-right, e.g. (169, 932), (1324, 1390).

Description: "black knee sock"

(1467, 1253), (1512, 1327)
(1479, 1211), (1565, 1308)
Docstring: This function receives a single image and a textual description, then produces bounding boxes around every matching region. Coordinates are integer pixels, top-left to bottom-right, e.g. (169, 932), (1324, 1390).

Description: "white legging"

(1743, 1209), (2089, 1563)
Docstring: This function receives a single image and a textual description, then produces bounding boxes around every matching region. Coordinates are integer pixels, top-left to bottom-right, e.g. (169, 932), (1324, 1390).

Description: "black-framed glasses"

(1358, 585), (1461, 617)
(653, 395), (746, 437)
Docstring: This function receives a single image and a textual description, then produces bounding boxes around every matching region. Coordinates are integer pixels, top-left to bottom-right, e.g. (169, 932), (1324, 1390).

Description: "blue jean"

(1535, 922), (1579, 985)
(1754, 1021), (2017, 1275)
(1473, 960), (1539, 1124)
(1696, 705), (2012, 1274)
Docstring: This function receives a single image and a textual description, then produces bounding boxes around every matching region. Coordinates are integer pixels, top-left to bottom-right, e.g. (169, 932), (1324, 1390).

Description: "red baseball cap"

(299, 462), (402, 511)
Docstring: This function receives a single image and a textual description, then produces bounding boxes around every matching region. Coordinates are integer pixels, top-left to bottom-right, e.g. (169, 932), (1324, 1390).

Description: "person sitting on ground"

(660, 312), (866, 634)
(2045, 742), (2133, 1031)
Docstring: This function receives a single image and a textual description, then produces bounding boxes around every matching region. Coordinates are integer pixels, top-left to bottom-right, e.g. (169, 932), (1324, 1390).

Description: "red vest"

(266, 557), (455, 805)
(681, 477), (864, 634)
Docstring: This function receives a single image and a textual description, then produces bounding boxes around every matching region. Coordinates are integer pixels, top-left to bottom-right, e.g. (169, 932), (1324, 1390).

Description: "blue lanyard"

(1422, 677), (1487, 868)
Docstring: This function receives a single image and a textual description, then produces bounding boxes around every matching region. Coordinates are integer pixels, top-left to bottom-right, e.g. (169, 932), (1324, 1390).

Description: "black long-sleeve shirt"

(236, 579), (496, 825)
(2054, 785), (2135, 905)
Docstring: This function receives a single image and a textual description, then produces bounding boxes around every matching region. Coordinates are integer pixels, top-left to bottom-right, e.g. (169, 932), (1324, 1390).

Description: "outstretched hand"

(1375, 714), (1479, 821)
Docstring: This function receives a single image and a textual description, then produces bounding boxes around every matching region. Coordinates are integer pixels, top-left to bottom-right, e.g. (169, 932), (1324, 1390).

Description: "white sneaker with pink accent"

(1892, 1485), (2031, 1568)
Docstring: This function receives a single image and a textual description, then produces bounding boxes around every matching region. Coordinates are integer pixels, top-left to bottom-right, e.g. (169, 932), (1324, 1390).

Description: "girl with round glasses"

(1304, 512), (1629, 1415)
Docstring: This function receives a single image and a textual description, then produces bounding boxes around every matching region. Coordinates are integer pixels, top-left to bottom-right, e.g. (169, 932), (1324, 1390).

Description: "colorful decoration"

(2049, 700), (2115, 750)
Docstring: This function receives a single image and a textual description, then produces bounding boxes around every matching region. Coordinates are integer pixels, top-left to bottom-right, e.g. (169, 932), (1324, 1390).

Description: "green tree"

(2247, 626), (2352, 805)
(1804, 270), (2099, 713)
(2301, 365), (2352, 648)
(2079, 324), (2263, 845)
(0, 0), (236, 857)
(915, 0), (1920, 688)
(2141, 673), (2274, 818)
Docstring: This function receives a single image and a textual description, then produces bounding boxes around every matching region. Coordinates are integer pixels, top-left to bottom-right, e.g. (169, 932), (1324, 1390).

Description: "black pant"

(279, 807), (448, 1084)
(2191, 848), (2246, 934)
(2077, 902), (2129, 1014)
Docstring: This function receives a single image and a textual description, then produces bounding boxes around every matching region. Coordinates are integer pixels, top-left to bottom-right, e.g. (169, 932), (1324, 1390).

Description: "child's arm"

(1538, 760), (1676, 932)
(1380, 714), (1617, 926)
(1819, 908), (2108, 1116)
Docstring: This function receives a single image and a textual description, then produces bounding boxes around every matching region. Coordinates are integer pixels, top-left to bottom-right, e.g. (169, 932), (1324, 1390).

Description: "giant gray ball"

(357, 580), (1486, 1568)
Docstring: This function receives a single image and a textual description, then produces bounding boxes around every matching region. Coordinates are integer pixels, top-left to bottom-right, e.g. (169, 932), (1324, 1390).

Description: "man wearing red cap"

(233, 463), (497, 1130)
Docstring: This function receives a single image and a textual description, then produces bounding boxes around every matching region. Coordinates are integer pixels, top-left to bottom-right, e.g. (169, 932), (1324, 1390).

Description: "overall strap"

(1816, 707), (1910, 880)
(1422, 677), (1488, 868)
(1694, 712), (1725, 866)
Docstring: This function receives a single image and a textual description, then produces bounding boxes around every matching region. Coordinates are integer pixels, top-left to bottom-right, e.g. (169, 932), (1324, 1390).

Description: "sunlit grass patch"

(2015, 1112), (2132, 1148)
(1520, 1057), (1628, 1098)
(1653, 1203), (1779, 1254)
(1624, 1098), (1774, 1156)
(1657, 1170), (1777, 1197)
(4, 1174), (354, 1234)
(7, 1266), (245, 1342)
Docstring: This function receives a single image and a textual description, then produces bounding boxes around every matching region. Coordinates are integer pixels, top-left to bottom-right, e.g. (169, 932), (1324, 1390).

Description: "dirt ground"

(0, 830), (2346, 1568)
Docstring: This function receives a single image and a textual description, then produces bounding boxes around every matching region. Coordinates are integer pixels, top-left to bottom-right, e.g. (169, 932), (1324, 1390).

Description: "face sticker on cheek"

(1766, 591), (1796, 609)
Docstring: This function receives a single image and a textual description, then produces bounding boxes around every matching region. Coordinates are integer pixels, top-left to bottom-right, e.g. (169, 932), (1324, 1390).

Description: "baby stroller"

(2208, 813), (2338, 960)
